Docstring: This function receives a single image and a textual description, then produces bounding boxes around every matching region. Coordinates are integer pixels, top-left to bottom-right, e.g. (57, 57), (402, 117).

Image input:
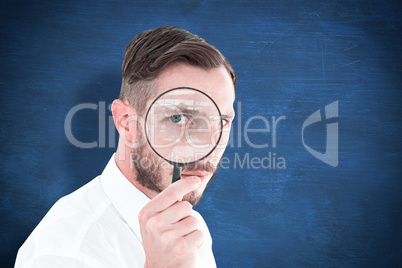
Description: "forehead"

(152, 63), (235, 115)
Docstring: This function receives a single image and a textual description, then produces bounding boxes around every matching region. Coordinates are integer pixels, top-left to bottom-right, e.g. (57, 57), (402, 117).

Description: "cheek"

(161, 162), (173, 174)
(159, 161), (180, 186)
(140, 146), (171, 174)
(213, 125), (231, 154)
(220, 130), (230, 146)
(205, 149), (225, 169)
(206, 128), (231, 168)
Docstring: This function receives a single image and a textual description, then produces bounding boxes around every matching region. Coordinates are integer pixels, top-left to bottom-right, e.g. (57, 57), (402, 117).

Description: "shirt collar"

(100, 153), (150, 243)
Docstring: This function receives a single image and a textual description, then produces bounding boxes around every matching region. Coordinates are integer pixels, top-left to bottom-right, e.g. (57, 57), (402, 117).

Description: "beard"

(131, 146), (220, 206)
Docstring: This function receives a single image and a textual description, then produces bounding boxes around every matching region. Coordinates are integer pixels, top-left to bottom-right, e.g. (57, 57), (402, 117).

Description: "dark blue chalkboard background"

(1, 0), (401, 267)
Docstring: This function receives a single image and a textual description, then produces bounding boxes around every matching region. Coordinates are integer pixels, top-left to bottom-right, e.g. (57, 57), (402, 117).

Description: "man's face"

(130, 63), (235, 205)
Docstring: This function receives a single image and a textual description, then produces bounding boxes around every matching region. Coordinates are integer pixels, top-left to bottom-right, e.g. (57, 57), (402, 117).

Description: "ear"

(111, 99), (136, 143)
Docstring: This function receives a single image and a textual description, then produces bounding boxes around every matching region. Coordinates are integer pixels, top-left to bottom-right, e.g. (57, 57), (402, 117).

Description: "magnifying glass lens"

(145, 88), (222, 166)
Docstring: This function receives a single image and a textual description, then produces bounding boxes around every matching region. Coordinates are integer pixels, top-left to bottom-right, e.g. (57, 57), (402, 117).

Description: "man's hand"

(138, 176), (204, 268)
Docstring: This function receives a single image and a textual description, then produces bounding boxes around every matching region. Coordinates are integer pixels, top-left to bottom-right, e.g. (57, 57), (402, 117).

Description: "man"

(16, 26), (236, 267)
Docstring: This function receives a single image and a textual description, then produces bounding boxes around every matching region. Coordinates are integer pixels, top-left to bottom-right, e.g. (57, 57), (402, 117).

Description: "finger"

(183, 229), (204, 250)
(145, 176), (201, 214)
(158, 201), (193, 224)
(173, 216), (200, 237)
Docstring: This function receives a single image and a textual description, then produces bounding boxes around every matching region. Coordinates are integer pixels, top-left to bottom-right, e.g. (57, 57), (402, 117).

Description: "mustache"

(182, 161), (216, 173)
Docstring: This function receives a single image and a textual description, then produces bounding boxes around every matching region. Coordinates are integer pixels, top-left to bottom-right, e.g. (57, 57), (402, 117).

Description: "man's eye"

(222, 119), (230, 127)
(169, 114), (188, 125)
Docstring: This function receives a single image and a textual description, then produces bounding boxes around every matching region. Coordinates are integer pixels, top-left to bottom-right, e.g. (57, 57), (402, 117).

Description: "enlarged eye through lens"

(169, 114), (188, 125)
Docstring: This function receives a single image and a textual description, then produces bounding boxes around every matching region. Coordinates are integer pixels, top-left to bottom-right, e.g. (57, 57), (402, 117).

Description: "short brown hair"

(119, 26), (237, 112)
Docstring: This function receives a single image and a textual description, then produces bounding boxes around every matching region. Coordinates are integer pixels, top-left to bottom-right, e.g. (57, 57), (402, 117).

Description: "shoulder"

(58, 176), (109, 212)
(16, 177), (113, 265)
(38, 176), (110, 228)
(31, 176), (111, 235)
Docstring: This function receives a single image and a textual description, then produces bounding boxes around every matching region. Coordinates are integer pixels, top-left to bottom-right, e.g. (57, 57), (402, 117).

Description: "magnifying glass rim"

(144, 86), (223, 166)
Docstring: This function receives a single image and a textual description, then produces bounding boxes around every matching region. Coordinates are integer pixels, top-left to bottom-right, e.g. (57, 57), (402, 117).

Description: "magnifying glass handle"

(172, 165), (181, 183)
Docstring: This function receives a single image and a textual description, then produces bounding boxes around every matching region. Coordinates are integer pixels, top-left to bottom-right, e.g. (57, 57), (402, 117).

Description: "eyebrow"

(158, 106), (208, 117)
(185, 110), (236, 121)
(181, 108), (202, 115)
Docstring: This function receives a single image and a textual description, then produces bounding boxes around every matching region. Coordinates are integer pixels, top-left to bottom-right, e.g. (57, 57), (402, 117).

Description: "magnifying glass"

(145, 87), (223, 183)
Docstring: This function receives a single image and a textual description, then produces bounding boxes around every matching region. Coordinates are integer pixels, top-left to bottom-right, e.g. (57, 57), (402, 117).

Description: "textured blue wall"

(1, 0), (401, 267)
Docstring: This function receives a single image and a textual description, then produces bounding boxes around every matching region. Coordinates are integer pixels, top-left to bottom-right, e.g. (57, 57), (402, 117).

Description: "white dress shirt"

(15, 154), (216, 267)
